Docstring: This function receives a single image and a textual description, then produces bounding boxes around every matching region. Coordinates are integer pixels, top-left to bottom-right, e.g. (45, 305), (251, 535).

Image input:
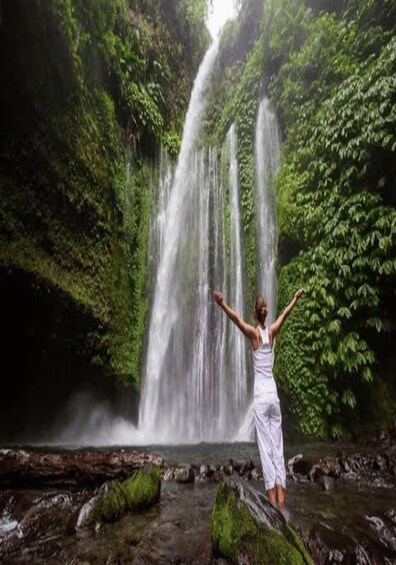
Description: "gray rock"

(199, 464), (209, 476)
(174, 465), (195, 484)
(67, 494), (99, 533)
(319, 475), (335, 492)
(163, 468), (174, 482)
(373, 454), (386, 471)
(251, 468), (261, 481)
(287, 453), (303, 474)
(240, 459), (254, 475)
(339, 456), (351, 473)
(75, 495), (99, 530)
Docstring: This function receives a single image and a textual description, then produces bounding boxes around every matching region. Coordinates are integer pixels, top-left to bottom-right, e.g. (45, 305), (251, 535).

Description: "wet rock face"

(307, 510), (396, 565)
(287, 448), (396, 488)
(2, 446), (395, 493)
(211, 479), (312, 564)
(0, 444), (396, 564)
(163, 458), (263, 485)
(0, 488), (87, 559)
(0, 448), (164, 487)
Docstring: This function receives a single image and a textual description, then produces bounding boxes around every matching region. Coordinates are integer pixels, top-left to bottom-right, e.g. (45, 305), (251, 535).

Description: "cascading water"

(147, 147), (173, 278)
(44, 60), (281, 448)
(225, 125), (248, 421)
(139, 42), (220, 442)
(235, 97), (281, 442)
(254, 97), (281, 322)
(139, 35), (254, 442)
(139, 38), (282, 444)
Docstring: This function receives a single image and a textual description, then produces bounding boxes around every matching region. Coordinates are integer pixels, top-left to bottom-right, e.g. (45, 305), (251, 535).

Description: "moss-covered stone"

(0, 0), (209, 407)
(123, 465), (161, 511)
(91, 481), (128, 523)
(90, 465), (161, 523)
(211, 481), (312, 564)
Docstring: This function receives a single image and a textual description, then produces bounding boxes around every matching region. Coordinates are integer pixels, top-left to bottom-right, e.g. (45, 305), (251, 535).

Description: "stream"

(0, 442), (395, 564)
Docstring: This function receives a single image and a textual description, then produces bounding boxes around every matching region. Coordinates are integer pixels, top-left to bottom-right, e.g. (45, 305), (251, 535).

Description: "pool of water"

(8, 439), (369, 464)
(0, 441), (395, 564)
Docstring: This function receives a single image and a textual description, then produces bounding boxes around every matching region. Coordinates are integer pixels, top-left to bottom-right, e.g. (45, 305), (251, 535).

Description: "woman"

(212, 288), (304, 508)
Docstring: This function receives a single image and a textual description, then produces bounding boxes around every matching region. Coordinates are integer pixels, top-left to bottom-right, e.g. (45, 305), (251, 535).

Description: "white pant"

(254, 393), (286, 490)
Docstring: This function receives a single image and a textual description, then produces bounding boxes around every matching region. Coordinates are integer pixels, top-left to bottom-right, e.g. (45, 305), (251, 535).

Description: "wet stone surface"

(0, 482), (226, 564)
(0, 444), (396, 563)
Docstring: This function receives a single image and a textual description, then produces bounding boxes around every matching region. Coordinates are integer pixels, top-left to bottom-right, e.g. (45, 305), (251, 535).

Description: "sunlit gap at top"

(206, 0), (238, 39)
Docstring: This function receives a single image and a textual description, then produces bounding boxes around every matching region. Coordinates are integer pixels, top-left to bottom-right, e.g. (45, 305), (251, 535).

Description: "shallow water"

(145, 440), (367, 465)
(1, 442), (395, 564)
(1, 479), (395, 564)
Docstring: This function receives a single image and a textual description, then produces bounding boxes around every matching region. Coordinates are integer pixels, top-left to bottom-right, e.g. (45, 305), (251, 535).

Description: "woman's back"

(252, 326), (277, 398)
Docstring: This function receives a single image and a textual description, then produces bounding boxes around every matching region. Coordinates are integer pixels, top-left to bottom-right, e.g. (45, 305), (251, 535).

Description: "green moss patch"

(211, 482), (312, 564)
(90, 465), (161, 523)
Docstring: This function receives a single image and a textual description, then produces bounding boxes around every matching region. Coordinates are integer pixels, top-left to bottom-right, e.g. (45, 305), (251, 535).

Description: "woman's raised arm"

(269, 289), (304, 343)
(212, 291), (257, 342)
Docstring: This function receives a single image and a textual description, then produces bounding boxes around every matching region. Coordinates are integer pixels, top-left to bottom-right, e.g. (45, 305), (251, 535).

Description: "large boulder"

(90, 464), (161, 523)
(211, 479), (312, 564)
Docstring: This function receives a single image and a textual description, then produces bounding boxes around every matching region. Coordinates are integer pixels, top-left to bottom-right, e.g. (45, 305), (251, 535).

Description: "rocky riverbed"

(0, 443), (395, 563)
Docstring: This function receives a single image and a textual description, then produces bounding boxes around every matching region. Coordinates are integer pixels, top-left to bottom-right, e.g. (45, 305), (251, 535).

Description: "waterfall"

(139, 42), (220, 443)
(225, 125), (248, 421)
(139, 44), (281, 444)
(148, 147), (173, 278)
(254, 97), (281, 323)
(235, 97), (281, 442)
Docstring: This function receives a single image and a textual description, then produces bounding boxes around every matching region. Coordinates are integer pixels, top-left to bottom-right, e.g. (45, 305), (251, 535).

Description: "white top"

(252, 326), (277, 399)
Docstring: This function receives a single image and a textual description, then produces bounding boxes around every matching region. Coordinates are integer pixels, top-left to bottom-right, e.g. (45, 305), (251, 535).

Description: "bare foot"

(266, 487), (276, 506)
(276, 484), (285, 508)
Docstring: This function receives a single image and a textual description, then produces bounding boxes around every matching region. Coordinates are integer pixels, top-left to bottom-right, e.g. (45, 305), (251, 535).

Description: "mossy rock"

(211, 480), (312, 564)
(90, 465), (161, 523)
(123, 465), (161, 510)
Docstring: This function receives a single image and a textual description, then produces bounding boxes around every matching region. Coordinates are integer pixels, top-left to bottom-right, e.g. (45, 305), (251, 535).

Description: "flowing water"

(137, 90), (282, 444)
(1, 29), (395, 565)
(1, 444), (395, 564)
(138, 40), (255, 444)
(254, 96), (281, 323)
(32, 48), (283, 449)
(138, 42), (219, 443)
(234, 97), (282, 442)
(226, 125), (248, 424)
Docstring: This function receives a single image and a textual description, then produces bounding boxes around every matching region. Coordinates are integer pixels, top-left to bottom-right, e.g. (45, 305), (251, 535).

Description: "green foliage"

(162, 129), (182, 160)
(0, 0), (208, 388)
(275, 259), (330, 437)
(211, 36), (265, 306)
(262, 0), (312, 65)
(210, 0), (396, 437)
(345, 0), (396, 35)
(234, 41), (265, 306)
(272, 14), (360, 131)
(272, 5), (396, 436)
(107, 160), (152, 385)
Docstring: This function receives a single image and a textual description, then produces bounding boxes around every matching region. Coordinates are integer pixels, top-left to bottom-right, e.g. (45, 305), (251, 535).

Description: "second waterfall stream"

(138, 41), (281, 444)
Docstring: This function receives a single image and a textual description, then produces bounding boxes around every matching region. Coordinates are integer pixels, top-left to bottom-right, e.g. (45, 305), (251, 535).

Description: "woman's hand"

(294, 288), (304, 301)
(212, 290), (224, 305)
